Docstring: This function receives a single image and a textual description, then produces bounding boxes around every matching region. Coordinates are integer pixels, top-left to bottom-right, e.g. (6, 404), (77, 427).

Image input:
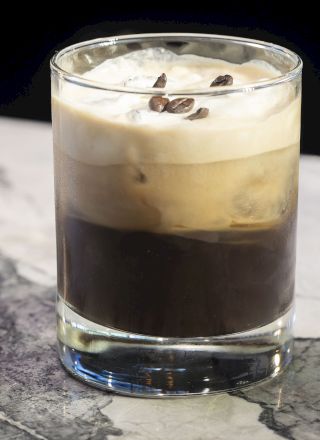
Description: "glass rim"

(50, 32), (303, 96)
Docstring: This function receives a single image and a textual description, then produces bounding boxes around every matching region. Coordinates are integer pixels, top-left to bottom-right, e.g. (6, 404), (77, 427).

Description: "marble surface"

(0, 116), (319, 440)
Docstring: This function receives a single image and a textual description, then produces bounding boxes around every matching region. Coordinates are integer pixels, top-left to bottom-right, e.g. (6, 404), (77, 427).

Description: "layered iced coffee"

(52, 47), (300, 338)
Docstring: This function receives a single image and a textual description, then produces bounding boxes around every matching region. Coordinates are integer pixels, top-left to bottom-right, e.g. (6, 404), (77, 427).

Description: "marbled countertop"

(0, 116), (319, 440)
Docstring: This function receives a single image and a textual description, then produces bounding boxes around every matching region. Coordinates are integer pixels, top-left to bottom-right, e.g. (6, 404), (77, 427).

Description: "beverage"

(51, 35), (302, 394)
(55, 146), (298, 338)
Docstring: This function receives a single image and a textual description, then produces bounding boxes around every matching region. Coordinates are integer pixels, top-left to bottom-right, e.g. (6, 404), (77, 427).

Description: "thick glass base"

(57, 297), (294, 397)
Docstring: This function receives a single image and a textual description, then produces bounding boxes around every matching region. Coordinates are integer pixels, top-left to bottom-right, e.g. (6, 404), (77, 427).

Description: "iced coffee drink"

(51, 34), (302, 395)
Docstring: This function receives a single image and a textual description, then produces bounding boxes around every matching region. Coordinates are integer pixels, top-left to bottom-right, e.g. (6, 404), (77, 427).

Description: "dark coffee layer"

(57, 213), (296, 337)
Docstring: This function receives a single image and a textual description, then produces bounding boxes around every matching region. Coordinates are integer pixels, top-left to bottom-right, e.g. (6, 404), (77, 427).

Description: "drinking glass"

(51, 33), (302, 396)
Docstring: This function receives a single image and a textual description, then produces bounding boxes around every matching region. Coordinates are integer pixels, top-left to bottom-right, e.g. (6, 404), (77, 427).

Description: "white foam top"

(53, 48), (300, 165)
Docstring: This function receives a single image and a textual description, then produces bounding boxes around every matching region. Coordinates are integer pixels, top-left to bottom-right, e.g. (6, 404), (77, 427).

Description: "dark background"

(0, 4), (318, 154)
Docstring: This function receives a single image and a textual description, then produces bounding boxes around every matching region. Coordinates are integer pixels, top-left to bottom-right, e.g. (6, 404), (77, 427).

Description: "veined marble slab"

(0, 117), (319, 440)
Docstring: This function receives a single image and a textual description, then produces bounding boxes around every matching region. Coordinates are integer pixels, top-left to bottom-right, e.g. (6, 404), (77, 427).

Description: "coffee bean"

(210, 74), (233, 87)
(149, 96), (170, 112)
(185, 107), (209, 120)
(153, 73), (167, 88)
(166, 98), (195, 114)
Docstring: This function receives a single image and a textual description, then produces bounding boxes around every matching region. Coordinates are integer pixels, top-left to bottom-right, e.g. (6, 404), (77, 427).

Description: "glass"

(51, 33), (302, 396)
